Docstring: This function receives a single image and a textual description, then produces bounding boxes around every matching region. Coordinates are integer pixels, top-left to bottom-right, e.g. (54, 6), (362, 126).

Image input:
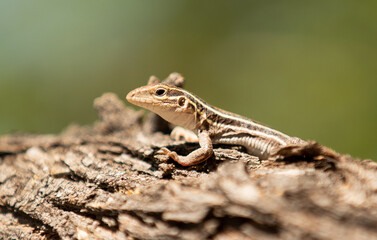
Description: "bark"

(0, 92), (376, 240)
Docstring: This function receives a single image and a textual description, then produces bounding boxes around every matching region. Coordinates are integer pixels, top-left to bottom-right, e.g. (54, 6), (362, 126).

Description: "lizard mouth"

(126, 88), (154, 107)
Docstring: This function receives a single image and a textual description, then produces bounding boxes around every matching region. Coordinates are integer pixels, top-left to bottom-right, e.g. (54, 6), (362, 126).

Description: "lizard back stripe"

(179, 88), (291, 145)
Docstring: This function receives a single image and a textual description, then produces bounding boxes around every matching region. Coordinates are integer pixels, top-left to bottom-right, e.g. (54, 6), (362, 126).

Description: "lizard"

(126, 77), (305, 166)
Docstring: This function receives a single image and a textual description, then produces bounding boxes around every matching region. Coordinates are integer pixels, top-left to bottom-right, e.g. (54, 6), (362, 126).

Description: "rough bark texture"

(0, 92), (376, 240)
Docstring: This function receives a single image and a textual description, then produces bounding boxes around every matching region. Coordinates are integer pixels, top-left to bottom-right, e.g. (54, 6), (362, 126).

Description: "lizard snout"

(126, 90), (137, 103)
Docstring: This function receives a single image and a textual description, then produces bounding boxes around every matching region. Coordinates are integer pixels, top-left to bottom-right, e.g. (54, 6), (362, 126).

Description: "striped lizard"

(126, 76), (304, 166)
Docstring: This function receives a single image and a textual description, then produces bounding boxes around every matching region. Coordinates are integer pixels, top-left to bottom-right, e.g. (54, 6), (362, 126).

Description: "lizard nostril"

(126, 91), (136, 102)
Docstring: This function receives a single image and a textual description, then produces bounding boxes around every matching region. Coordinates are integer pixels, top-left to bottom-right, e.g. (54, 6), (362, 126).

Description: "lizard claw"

(156, 148), (180, 162)
(156, 147), (170, 155)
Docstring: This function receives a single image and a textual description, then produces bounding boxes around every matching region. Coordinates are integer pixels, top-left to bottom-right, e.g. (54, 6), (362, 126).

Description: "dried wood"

(0, 92), (376, 240)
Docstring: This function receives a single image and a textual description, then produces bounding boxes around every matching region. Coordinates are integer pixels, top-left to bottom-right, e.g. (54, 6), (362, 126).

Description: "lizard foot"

(156, 148), (180, 162)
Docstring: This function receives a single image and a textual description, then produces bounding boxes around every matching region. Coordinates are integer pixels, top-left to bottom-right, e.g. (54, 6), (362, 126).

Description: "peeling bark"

(0, 92), (376, 240)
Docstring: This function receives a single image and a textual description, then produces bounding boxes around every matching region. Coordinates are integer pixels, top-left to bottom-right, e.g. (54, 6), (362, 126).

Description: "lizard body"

(127, 79), (304, 166)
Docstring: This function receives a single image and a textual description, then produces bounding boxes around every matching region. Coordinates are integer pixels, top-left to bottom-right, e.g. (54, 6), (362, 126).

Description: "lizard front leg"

(157, 130), (213, 166)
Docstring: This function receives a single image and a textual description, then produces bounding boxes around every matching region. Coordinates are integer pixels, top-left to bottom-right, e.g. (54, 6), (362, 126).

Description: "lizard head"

(126, 82), (197, 130)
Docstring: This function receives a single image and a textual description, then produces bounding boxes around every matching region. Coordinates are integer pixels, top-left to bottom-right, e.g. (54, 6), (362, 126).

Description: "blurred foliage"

(0, 0), (376, 160)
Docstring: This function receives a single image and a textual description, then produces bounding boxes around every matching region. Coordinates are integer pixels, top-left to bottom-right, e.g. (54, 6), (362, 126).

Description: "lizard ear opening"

(178, 97), (186, 107)
(148, 76), (160, 85)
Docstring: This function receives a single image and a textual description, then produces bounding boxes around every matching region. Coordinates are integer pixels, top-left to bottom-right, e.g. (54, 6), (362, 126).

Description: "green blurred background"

(0, 1), (376, 160)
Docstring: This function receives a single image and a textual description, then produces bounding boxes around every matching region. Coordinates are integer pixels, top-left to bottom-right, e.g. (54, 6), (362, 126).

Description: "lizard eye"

(155, 88), (166, 96)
